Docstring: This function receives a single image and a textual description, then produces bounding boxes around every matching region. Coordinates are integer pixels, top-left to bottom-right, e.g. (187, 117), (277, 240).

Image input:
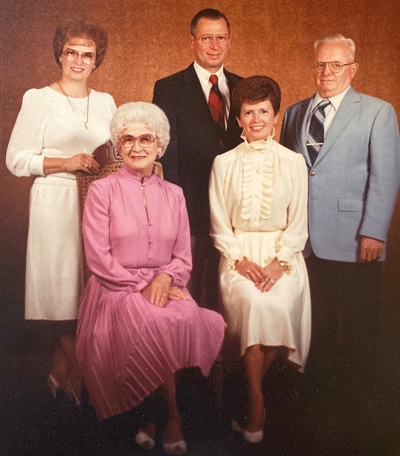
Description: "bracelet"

(273, 258), (291, 274)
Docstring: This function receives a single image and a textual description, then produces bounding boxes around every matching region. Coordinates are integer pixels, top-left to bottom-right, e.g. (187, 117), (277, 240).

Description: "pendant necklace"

(57, 81), (90, 130)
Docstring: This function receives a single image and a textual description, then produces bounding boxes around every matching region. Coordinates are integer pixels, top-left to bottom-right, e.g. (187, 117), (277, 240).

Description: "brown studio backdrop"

(1, 0), (399, 336)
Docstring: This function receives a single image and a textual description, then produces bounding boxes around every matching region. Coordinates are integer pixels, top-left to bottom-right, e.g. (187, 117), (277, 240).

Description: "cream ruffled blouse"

(240, 131), (275, 225)
(209, 130), (309, 268)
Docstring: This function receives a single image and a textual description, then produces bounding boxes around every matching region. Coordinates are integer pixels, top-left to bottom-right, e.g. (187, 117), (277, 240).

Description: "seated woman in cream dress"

(209, 75), (311, 444)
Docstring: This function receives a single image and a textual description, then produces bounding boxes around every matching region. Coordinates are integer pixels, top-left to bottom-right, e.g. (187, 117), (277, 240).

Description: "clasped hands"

(141, 272), (188, 307)
(235, 258), (284, 292)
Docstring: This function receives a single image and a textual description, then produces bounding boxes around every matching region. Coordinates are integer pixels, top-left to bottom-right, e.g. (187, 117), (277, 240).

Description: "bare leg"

(60, 334), (82, 405)
(243, 344), (277, 433)
(48, 345), (69, 392)
(162, 374), (184, 443)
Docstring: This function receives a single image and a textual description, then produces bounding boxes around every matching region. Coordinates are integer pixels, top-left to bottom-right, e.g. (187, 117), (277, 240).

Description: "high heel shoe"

(46, 374), (61, 399)
(231, 408), (266, 444)
(162, 419), (187, 455)
(135, 430), (155, 450)
(162, 440), (187, 455)
(243, 428), (264, 444)
(66, 378), (82, 407)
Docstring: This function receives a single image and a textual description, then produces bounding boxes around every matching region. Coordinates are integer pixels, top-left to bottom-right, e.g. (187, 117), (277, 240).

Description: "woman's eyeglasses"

(62, 48), (96, 65)
(120, 134), (156, 149)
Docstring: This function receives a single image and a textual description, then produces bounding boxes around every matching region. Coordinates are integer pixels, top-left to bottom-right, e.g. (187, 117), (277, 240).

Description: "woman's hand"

(235, 258), (265, 284)
(141, 273), (188, 307)
(44, 153), (100, 175)
(65, 153), (100, 175)
(168, 286), (189, 301)
(255, 261), (284, 292)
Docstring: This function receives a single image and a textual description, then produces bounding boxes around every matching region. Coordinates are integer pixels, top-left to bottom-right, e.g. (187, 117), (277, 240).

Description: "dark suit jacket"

(152, 63), (242, 235)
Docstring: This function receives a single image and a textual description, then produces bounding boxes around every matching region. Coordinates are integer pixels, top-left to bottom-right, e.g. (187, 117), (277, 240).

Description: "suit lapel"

(295, 98), (313, 166)
(181, 64), (242, 151)
(182, 64), (210, 115)
(315, 87), (361, 163)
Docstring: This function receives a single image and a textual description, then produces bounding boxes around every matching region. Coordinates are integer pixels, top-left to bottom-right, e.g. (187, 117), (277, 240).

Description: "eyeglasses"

(120, 134), (156, 149)
(193, 34), (230, 44)
(313, 61), (354, 73)
(62, 48), (96, 65)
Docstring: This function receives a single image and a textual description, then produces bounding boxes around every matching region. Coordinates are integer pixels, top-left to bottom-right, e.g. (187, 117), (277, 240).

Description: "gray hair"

(314, 34), (356, 60)
(110, 102), (170, 157)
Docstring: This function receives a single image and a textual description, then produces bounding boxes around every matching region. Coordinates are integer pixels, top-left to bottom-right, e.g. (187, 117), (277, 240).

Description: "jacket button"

(309, 171), (316, 176)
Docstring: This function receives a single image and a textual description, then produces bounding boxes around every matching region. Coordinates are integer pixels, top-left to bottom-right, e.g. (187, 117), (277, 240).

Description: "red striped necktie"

(208, 74), (225, 132)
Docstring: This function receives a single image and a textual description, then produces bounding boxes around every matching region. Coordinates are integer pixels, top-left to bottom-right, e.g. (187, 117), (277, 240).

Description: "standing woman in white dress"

(209, 75), (311, 444)
(6, 18), (116, 405)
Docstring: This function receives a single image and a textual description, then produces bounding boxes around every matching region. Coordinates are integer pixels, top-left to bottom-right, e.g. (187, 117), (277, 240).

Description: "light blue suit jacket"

(280, 86), (400, 262)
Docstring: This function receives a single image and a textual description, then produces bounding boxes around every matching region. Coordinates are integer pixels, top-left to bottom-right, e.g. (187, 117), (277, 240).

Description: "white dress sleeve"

(6, 89), (49, 177)
(209, 154), (243, 267)
(275, 152), (309, 263)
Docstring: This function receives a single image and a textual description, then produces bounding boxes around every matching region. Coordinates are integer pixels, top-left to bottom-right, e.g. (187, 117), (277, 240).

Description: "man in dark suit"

(280, 34), (400, 413)
(152, 8), (242, 310)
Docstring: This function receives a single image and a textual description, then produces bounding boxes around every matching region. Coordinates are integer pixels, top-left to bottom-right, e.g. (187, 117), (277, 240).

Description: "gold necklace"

(57, 81), (90, 130)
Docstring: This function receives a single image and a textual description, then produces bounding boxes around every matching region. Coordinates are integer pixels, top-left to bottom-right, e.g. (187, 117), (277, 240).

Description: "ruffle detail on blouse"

(240, 136), (274, 222)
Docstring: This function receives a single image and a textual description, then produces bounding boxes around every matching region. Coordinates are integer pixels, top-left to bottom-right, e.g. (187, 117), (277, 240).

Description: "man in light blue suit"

(280, 34), (400, 414)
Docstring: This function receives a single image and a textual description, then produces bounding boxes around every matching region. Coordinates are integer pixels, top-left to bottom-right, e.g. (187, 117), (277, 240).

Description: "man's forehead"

(196, 18), (228, 32)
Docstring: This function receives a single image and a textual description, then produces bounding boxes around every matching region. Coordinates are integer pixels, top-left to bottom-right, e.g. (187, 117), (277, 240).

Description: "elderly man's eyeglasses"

(121, 134), (156, 149)
(194, 34), (230, 44)
(313, 61), (354, 73)
(62, 48), (96, 65)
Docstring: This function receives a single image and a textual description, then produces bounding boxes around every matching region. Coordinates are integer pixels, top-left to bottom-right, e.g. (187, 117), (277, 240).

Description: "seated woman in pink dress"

(76, 101), (225, 455)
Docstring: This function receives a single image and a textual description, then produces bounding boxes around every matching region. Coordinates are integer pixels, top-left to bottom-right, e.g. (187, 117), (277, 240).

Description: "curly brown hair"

(53, 17), (108, 70)
(231, 75), (281, 118)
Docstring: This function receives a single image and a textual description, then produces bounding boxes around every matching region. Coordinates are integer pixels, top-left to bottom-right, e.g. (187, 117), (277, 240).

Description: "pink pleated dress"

(76, 165), (225, 420)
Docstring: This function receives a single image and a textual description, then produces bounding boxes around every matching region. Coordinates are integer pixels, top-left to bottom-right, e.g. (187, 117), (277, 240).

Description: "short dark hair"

(190, 8), (230, 35)
(53, 17), (108, 70)
(231, 75), (281, 118)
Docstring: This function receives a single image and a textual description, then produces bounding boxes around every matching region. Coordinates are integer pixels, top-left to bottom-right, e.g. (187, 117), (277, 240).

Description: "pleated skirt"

(76, 275), (225, 420)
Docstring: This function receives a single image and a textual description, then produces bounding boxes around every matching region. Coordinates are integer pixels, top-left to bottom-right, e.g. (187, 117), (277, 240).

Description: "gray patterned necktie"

(307, 99), (330, 164)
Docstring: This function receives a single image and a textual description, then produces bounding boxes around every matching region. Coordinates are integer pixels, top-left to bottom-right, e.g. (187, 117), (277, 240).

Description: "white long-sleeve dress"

(209, 136), (311, 371)
(6, 87), (116, 320)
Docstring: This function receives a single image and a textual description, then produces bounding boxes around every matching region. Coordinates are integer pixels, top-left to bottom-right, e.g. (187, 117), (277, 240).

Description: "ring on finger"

(85, 164), (89, 168)
(270, 278), (275, 284)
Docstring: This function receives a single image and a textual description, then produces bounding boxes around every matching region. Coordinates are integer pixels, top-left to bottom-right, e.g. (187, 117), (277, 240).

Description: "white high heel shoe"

(231, 407), (266, 444)
(134, 429), (155, 450)
(162, 440), (187, 455)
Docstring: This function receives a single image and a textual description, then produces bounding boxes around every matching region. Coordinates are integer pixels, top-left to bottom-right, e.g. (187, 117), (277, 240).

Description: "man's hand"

(360, 236), (383, 262)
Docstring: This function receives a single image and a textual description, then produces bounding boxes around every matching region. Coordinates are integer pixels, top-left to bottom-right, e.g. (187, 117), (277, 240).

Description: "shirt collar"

(193, 61), (225, 83)
(311, 85), (351, 112)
